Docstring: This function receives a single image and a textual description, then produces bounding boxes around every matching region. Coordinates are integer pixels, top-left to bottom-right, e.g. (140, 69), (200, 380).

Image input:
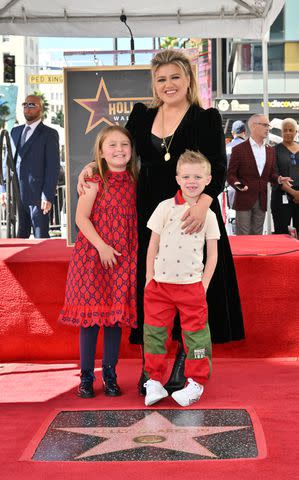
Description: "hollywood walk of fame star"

(74, 77), (152, 134)
(56, 411), (249, 459)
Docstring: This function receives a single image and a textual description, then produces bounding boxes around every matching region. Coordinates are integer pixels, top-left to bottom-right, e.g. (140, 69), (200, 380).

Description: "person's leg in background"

(30, 204), (50, 238)
(250, 200), (266, 235)
(291, 201), (299, 233)
(17, 202), (32, 238)
(102, 325), (122, 396)
(271, 195), (292, 234)
(235, 209), (252, 235)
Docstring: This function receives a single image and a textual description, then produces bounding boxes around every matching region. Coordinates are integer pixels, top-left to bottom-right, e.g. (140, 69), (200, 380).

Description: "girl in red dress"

(59, 125), (138, 398)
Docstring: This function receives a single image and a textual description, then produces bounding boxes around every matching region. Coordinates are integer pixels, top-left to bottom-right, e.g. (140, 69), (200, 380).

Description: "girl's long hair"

(92, 125), (138, 184)
(151, 49), (202, 108)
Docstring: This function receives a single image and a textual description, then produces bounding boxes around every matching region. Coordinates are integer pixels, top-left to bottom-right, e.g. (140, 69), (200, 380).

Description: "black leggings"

(79, 325), (122, 371)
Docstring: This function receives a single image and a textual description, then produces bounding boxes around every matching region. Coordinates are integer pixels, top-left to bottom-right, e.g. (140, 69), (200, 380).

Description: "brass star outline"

(74, 77), (152, 134)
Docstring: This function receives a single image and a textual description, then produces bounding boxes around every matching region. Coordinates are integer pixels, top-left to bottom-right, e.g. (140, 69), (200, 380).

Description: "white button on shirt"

(249, 137), (266, 176)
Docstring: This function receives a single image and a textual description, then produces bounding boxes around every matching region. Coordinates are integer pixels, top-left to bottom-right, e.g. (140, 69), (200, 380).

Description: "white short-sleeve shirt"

(147, 191), (221, 284)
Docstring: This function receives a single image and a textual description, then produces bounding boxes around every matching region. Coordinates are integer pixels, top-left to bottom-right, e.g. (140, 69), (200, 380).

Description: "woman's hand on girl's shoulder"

(77, 161), (97, 196)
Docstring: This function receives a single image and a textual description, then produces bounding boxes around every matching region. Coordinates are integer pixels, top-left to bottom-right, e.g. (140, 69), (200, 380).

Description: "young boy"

(143, 150), (220, 407)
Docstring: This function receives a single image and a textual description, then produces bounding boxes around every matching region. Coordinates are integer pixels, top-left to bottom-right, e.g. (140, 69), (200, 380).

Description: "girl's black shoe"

(102, 364), (121, 396)
(77, 369), (95, 398)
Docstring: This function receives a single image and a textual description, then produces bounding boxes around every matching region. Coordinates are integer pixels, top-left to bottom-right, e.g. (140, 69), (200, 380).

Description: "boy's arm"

(201, 239), (218, 292)
(145, 231), (160, 286)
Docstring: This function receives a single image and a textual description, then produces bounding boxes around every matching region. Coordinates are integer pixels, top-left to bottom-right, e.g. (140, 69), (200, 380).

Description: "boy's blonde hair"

(93, 125), (138, 184)
(176, 149), (211, 175)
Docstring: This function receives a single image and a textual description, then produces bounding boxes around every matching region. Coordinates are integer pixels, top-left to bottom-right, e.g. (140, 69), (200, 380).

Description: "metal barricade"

(0, 129), (21, 238)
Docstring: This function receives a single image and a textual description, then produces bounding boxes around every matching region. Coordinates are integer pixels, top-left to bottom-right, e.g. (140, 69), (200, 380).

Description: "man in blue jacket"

(0, 94), (60, 238)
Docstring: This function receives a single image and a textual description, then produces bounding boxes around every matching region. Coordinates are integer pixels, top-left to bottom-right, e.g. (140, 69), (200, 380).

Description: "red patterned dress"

(59, 170), (137, 328)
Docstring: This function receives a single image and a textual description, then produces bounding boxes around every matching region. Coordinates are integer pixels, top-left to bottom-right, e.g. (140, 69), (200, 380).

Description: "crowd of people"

(1, 48), (298, 407)
(226, 116), (298, 235)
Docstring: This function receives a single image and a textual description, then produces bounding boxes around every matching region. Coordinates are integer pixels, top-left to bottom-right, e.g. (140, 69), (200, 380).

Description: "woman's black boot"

(138, 370), (147, 396)
(77, 369), (95, 398)
(164, 344), (187, 395)
(138, 345), (147, 396)
(102, 364), (121, 396)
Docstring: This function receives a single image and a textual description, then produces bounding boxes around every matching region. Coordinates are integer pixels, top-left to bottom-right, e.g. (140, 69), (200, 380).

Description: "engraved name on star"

(56, 411), (249, 459)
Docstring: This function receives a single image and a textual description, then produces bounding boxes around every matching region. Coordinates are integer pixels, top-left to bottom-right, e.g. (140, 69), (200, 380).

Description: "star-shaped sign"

(74, 77), (152, 134)
(56, 411), (249, 459)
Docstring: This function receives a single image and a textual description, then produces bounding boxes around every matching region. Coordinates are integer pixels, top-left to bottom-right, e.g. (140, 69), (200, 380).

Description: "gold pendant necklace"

(161, 107), (175, 162)
(161, 104), (189, 162)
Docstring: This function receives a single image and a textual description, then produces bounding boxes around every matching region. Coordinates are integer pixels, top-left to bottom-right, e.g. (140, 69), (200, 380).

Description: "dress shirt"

(23, 119), (42, 142)
(249, 137), (266, 176)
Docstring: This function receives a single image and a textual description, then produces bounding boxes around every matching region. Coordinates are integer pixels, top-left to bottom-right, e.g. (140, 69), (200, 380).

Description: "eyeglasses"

(22, 102), (39, 109)
(254, 122), (270, 128)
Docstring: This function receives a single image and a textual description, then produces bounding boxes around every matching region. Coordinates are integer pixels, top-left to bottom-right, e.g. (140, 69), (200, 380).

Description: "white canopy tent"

(0, 0), (286, 233)
(0, 1), (285, 39)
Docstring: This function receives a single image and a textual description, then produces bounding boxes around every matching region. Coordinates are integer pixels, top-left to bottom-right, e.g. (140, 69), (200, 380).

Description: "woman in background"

(271, 118), (299, 234)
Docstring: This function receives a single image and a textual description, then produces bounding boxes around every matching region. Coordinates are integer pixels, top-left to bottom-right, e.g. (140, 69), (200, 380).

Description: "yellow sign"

(29, 74), (63, 84)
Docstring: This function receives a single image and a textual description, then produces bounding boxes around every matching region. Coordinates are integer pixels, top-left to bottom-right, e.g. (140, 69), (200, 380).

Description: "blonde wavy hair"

(151, 49), (202, 108)
(93, 125), (138, 184)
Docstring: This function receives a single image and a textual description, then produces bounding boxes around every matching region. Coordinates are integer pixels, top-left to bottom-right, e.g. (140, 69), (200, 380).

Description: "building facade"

(216, 0), (299, 140)
(0, 35), (39, 125)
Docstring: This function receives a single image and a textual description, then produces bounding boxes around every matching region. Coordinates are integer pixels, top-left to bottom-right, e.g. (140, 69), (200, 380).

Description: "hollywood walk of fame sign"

(64, 65), (152, 245)
(30, 409), (260, 462)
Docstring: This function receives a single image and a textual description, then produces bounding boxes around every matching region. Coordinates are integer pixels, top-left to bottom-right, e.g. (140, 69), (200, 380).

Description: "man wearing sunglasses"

(0, 94), (60, 238)
(227, 114), (292, 235)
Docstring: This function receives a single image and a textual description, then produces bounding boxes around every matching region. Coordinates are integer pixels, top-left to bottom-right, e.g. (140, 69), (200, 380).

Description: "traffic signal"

(3, 54), (15, 83)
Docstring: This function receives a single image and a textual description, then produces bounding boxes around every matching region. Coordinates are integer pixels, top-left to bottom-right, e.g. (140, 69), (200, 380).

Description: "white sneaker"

(144, 379), (169, 406)
(171, 378), (204, 407)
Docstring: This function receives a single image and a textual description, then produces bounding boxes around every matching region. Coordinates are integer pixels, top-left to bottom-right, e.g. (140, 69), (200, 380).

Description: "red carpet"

(0, 358), (298, 480)
(0, 235), (298, 360)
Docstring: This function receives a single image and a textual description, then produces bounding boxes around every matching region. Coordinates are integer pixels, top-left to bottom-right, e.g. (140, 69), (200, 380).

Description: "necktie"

(20, 125), (31, 147)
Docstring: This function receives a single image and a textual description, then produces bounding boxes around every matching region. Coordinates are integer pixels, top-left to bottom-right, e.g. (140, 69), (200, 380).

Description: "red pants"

(143, 280), (212, 385)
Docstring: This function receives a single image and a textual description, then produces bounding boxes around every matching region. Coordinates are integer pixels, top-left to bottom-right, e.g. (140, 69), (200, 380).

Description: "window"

(270, 10), (285, 40)
(252, 44), (284, 71)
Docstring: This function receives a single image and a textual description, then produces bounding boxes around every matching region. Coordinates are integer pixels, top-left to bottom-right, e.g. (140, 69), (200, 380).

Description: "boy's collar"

(174, 190), (186, 205)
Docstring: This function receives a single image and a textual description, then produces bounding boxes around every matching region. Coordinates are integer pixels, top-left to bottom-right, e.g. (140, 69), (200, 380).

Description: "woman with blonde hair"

(78, 49), (245, 395)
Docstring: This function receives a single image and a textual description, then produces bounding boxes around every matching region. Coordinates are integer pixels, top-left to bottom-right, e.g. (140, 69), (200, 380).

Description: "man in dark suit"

(227, 114), (292, 235)
(0, 94), (60, 238)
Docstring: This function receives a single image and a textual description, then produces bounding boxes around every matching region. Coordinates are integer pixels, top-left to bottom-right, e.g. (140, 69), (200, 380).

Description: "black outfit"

(126, 103), (244, 345)
(271, 143), (299, 234)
